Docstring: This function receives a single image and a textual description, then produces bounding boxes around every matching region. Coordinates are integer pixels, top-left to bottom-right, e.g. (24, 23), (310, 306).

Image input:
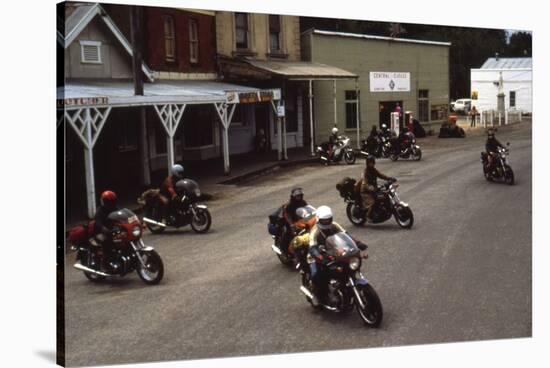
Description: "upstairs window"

(345, 90), (359, 129)
(79, 41), (102, 64)
(418, 89), (429, 122)
(269, 15), (281, 53)
(164, 15), (176, 62)
(235, 13), (249, 49)
(189, 19), (199, 64)
(510, 91), (516, 107)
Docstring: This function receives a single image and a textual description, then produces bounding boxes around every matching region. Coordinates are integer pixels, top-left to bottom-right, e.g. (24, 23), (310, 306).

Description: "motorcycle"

(299, 232), (383, 327)
(268, 205), (317, 267)
(336, 177), (414, 228)
(68, 208), (164, 285)
(316, 136), (356, 165)
(481, 143), (514, 185)
(389, 131), (422, 161)
(138, 178), (212, 234)
(359, 132), (391, 159)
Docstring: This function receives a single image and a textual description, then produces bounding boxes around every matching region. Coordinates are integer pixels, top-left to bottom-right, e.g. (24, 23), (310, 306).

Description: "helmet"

(171, 164), (184, 179)
(331, 127), (339, 135)
(290, 187), (304, 202)
(366, 155), (376, 165)
(381, 124), (387, 129)
(487, 128), (495, 138)
(100, 190), (117, 208)
(316, 205), (333, 229)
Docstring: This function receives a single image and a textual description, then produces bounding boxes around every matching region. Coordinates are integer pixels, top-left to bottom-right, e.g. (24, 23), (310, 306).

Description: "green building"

(301, 29), (451, 145)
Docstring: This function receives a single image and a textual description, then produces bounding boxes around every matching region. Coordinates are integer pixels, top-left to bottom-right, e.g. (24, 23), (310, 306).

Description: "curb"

(217, 157), (318, 185)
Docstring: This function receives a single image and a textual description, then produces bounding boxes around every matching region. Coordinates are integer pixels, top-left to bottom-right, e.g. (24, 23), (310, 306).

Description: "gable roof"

(59, 3), (155, 82)
(480, 57), (532, 70)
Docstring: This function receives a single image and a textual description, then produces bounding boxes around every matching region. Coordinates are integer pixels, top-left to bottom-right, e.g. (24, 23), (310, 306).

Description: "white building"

(470, 57), (532, 113)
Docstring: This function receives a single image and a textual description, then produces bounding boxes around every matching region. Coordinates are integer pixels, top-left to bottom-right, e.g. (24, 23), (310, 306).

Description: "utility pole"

(130, 6), (151, 186)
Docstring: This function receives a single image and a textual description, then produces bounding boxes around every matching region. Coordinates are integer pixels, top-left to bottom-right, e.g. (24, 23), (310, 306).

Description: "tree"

(504, 31), (532, 57)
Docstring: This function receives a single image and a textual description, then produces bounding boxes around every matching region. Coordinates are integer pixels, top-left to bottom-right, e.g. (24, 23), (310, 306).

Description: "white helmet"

(171, 164), (184, 179)
(316, 205), (333, 229)
(381, 124), (387, 129)
(331, 127), (338, 135)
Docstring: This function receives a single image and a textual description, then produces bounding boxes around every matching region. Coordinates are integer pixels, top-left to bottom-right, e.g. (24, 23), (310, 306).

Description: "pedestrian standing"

(470, 106), (478, 128)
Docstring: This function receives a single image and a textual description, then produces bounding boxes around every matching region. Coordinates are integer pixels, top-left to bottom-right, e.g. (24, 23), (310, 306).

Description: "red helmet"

(100, 190), (117, 207)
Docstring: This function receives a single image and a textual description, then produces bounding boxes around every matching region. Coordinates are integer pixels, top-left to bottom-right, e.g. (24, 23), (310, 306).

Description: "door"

(379, 100), (403, 130)
(255, 103), (271, 150)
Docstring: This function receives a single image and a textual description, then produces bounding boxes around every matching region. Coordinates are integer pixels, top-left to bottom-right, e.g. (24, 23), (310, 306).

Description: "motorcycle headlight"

(349, 257), (361, 271)
(131, 226), (141, 237)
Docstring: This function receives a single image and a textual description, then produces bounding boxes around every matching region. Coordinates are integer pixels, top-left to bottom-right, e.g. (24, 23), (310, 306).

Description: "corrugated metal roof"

(245, 60), (357, 79)
(480, 57), (532, 69)
(311, 29), (452, 47)
(58, 80), (271, 108)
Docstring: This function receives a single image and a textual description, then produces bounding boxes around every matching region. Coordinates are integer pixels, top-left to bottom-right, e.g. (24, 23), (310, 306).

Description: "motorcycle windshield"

(324, 233), (360, 259)
(107, 208), (139, 224)
(295, 205), (316, 221)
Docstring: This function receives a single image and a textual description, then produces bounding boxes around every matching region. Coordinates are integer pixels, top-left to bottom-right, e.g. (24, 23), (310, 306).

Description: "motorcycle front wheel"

(136, 250), (164, 285)
(356, 283), (383, 327)
(344, 150), (356, 165)
(80, 249), (105, 282)
(413, 148), (422, 161)
(145, 206), (166, 234)
(346, 203), (367, 226)
(191, 207), (212, 233)
(394, 205), (414, 229)
(504, 166), (515, 185)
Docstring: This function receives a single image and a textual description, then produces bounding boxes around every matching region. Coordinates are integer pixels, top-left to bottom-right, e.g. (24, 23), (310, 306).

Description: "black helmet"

(290, 187), (304, 202)
(366, 155), (376, 165)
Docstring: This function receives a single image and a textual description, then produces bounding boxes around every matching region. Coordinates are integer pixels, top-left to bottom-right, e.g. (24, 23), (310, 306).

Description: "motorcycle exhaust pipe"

(73, 263), (110, 277)
(300, 286), (315, 299)
(319, 156), (328, 161)
(142, 217), (167, 228)
(271, 244), (282, 255)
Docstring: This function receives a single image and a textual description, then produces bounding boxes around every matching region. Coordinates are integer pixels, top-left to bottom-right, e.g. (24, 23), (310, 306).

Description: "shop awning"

(57, 80), (280, 109)
(245, 60), (357, 80)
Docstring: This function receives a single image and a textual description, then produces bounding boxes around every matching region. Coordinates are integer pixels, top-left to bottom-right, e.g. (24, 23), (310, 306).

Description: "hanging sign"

(226, 89), (281, 104)
(277, 105), (285, 117)
(57, 96), (109, 108)
(370, 72), (410, 92)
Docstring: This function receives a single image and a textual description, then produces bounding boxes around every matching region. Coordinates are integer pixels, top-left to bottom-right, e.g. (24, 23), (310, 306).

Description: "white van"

(451, 99), (472, 113)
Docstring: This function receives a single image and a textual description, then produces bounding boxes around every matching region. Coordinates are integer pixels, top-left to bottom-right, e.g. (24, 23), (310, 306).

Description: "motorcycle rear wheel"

(356, 283), (383, 327)
(390, 153), (399, 161)
(346, 203), (367, 226)
(145, 206), (166, 234)
(81, 250), (105, 282)
(191, 207), (212, 233)
(136, 250), (164, 285)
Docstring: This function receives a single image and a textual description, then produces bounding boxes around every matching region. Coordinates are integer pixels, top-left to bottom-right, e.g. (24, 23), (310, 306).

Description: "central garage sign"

(370, 72), (410, 92)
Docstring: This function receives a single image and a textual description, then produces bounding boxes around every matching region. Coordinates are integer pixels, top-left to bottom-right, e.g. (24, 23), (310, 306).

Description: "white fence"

(480, 109), (523, 127)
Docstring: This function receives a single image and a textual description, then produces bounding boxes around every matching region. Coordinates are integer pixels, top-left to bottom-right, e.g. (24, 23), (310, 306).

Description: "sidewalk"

(66, 147), (317, 227)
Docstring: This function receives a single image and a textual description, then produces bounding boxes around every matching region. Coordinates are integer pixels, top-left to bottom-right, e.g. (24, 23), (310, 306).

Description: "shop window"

(510, 91), (516, 107)
(164, 15), (176, 62)
(418, 89), (429, 122)
(235, 13), (249, 50)
(345, 90), (359, 129)
(118, 120), (137, 152)
(269, 15), (281, 53)
(230, 105), (248, 127)
(285, 93), (298, 132)
(183, 108), (214, 147)
(189, 19), (199, 64)
(155, 125), (167, 154)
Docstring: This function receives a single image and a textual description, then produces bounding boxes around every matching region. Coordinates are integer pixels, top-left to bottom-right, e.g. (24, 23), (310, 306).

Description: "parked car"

(451, 99), (472, 114)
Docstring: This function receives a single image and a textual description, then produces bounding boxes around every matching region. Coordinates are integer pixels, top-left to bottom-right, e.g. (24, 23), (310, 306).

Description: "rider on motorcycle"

(281, 188), (308, 253)
(361, 155), (396, 221)
(93, 190), (120, 270)
(485, 128), (505, 173)
(328, 127), (339, 160)
(307, 206), (367, 304)
(159, 164), (185, 223)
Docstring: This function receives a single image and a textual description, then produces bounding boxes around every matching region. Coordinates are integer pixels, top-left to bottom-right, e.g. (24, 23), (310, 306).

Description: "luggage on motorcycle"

(336, 177), (356, 198)
(137, 188), (160, 206)
(68, 220), (95, 245)
(268, 206), (285, 235)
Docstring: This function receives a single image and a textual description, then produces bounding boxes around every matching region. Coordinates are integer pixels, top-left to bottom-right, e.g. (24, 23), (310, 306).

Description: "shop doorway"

(378, 100), (403, 130)
(255, 103), (271, 150)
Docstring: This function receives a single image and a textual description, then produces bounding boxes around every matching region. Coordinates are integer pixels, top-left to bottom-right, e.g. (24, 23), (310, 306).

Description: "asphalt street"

(64, 122), (532, 367)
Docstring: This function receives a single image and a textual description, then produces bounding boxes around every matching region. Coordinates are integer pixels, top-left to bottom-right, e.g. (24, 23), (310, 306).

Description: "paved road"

(64, 122), (532, 367)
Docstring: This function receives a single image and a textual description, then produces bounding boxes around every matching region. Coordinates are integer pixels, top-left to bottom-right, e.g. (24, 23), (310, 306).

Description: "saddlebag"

(336, 177), (357, 198)
(67, 221), (95, 245)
